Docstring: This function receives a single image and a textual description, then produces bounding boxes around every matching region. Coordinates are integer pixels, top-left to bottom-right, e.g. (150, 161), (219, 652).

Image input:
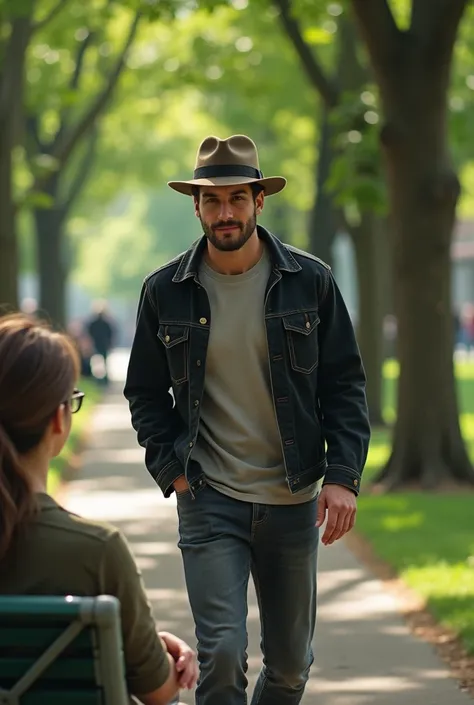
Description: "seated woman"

(0, 314), (197, 705)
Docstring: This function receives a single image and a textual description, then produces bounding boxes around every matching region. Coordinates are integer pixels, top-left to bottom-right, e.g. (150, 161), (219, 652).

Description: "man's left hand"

(316, 484), (357, 546)
(159, 631), (199, 690)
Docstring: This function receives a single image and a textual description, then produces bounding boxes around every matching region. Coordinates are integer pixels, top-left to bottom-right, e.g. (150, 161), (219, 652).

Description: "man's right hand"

(173, 475), (189, 493)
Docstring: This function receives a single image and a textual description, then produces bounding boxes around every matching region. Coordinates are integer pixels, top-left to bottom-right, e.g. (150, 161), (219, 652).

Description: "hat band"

(193, 164), (263, 180)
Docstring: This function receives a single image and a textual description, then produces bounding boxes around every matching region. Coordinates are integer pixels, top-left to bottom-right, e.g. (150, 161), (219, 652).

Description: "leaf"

(24, 190), (55, 209)
(303, 26), (333, 45)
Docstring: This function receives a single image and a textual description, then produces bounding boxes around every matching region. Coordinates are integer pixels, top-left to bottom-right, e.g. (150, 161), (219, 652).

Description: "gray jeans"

(177, 484), (319, 705)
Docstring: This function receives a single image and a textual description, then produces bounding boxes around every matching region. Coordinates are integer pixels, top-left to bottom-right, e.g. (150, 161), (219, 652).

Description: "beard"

(201, 209), (257, 252)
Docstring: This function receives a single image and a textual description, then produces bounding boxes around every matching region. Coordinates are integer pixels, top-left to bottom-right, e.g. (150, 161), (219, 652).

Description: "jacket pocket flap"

(158, 324), (189, 348)
(282, 311), (320, 336)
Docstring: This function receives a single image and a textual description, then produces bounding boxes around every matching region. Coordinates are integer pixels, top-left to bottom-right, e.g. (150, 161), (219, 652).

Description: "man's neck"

(205, 230), (263, 275)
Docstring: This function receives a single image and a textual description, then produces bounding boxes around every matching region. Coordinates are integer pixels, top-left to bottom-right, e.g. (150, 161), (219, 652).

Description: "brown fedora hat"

(168, 134), (287, 197)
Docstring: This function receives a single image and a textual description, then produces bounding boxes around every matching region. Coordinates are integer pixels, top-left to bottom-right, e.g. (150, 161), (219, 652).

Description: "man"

(87, 300), (116, 383)
(124, 134), (370, 705)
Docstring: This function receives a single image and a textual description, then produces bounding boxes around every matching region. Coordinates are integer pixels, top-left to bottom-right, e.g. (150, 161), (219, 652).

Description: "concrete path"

(62, 365), (472, 704)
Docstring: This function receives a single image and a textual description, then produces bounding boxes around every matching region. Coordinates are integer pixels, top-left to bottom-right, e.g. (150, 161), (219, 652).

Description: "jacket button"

(199, 317), (207, 324)
(189, 441), (194, 448)
(165, 335), (170, 342)
(353, 479), (359, 486)
(194, 400), (200, 407)
(196, 360), (202, 366)
(305, 321), (311, 329)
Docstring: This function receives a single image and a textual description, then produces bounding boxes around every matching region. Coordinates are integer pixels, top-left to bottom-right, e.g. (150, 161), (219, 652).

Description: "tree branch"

(411, 0), (468, 62)
(51, 10), (140, 168)
(350, 0), (401, 69)
(70, 30), (95, 91)
(273, 0), (339, 107)
(60, 126), (98, 213)
(52, 29), (96, 152)
(33, 0), (70, 32)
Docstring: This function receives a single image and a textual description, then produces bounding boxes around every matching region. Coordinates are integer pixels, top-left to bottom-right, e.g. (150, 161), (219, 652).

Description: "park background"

(2, 0), (474, 696)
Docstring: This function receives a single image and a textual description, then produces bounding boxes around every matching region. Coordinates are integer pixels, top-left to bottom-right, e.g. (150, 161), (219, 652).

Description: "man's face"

(194, 184), (264, 252)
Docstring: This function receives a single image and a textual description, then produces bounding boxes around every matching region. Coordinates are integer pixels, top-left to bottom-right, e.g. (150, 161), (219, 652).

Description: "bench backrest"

(0, 595), (129, 705)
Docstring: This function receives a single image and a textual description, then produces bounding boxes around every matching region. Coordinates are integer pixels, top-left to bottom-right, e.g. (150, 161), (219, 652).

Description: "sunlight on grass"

(460, 413), (474, 440)
(359, 361), (474, 654)
(365, 439), (390, 473)
(403, 564), (474, 651)
(383, 359), (399, 379)
(382, 512), (424, 532)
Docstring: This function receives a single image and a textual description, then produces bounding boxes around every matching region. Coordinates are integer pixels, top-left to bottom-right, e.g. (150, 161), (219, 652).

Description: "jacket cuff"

(323, 464), (362, 495)
(156, 458), (184, 498)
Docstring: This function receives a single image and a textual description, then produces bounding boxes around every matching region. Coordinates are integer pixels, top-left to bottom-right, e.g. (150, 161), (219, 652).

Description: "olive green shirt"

(0, 493), (169, 696)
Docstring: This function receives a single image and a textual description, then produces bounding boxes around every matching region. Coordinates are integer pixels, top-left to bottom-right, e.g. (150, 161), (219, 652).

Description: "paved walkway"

(62, 376), (472, 704)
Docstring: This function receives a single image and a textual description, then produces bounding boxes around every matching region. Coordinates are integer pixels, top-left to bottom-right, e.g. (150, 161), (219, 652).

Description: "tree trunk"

(0, 17), (32, 309)
(376, 71), (474, 489)
(352, 213), (388, 426)
(0, 120), (19, 310)
(308, 106), (336, 266)
(34, 195), (68, 329)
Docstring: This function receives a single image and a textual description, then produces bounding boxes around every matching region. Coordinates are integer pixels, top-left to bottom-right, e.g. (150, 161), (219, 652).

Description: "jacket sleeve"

(317, 270), (371, 495)
(123, 280), (185, 496)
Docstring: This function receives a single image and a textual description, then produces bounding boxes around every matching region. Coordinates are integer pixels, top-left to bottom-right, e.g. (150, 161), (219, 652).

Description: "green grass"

(47, 379), (103, 495)
(357, 359), (474, 652)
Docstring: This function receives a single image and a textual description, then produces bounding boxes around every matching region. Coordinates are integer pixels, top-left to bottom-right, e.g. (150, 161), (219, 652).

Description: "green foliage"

(68, 0), (320, 299)
(72, 188), (199, 299)
(328, 87), (387, 215)
(11, 0), (474, 304)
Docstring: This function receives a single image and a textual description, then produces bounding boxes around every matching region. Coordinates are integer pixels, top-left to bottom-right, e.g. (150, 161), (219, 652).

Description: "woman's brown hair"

(0, 313), (79, 560)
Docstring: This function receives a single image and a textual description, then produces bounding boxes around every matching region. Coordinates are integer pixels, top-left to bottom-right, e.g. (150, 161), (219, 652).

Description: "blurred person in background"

(0, 314), (198, 705)
(68, 319), (94, 378)
(87, 300), (117, 384)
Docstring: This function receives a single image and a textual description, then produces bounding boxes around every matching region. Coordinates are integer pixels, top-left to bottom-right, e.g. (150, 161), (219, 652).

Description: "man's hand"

(173, 475), (189, 494)
(159, 631), (198, 690)
(316, 484), (357, 546)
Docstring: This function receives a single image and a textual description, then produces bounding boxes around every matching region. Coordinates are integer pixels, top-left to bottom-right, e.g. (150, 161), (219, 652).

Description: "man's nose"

(218, 201), (234, 220)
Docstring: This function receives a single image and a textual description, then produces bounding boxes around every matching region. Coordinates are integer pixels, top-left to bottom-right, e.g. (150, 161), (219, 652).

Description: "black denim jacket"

(124, 226), (370, 499)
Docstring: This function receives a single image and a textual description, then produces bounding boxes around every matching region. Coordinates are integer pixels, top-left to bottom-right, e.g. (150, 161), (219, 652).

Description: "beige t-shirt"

(194, 246), (318, 504)
(0, 493), (169, 696)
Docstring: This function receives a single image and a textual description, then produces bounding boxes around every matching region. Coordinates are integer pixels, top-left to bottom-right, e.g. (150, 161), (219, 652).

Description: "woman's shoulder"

(37, 493), (122, 547)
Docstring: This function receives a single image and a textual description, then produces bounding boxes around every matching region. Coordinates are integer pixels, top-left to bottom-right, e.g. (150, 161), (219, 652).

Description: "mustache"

(212, 221), (242, 230)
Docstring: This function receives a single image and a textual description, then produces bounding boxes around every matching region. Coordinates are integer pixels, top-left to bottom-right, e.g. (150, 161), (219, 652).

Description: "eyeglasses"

(68, 388), (85, 414)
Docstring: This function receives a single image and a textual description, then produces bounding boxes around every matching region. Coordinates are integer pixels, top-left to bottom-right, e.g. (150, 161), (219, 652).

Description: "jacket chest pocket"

(283, 311), (319, 374)
(158, 324), (189, 385)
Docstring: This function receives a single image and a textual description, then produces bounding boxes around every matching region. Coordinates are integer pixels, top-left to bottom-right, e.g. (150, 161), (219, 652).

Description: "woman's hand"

(159, 631), (198, 690)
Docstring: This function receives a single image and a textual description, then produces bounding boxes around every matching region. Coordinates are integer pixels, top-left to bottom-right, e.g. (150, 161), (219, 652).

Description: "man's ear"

(255, 191), (265, 216)
(193, 196), (200, 217)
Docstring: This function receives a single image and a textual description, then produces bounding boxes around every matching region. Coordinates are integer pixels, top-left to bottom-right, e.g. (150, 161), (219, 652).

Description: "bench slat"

(0, 628), (92, 650)
(0, 657), (95, 680)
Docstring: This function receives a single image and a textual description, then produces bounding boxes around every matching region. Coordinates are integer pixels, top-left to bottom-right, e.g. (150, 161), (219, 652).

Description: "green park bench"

(0, 595), (129, 705)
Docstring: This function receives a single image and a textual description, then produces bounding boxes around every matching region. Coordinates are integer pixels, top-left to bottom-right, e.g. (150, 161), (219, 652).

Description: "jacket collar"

(172, 225), (301, 283)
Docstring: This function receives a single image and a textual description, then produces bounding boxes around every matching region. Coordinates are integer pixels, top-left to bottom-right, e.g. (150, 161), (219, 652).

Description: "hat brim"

(168, 175), (286, 197)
